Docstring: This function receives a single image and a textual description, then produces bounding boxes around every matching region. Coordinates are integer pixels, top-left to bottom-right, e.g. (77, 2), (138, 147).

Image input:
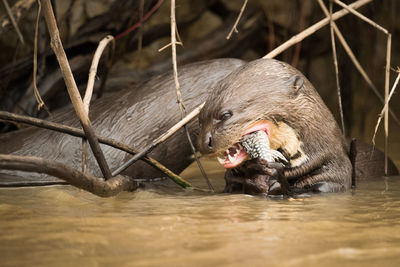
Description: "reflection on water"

(0, 165), (400, 266)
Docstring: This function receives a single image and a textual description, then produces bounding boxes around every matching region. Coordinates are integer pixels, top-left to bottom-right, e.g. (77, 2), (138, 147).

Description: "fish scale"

(241, 130), (288, 163)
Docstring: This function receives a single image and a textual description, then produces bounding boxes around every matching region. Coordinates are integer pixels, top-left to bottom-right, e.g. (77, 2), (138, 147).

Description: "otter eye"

(219, 111), (232, 121)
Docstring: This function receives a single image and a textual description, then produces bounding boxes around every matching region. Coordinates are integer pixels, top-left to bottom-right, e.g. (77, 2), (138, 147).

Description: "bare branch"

(1, 0), (25, 44)
(0, 111), (192, 189)
(329, 1), (345, 135)
(226, 0), (248, 40)
(317, 0), (400, 128)
(41, 0), (111, 179)
(372, 67), (400, 147)
(383, 34), (391, 175)
(0, 154), (136, 197)
(263, 0), (372, 59)
(83, 35), (115, 112)
(169, 0), (213, 191)
(333, 0), (389, 34)
(0, 0), (35, 36)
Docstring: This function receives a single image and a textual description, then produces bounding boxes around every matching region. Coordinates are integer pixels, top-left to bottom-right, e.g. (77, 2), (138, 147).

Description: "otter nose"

(204, 132), (213, 151)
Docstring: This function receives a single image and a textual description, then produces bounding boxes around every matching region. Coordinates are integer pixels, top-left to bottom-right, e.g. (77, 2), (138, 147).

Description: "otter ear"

(289, 75), (304, 93)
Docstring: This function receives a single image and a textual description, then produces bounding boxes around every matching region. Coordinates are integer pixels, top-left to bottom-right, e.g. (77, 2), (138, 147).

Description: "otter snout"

(203, 132), (214, 153)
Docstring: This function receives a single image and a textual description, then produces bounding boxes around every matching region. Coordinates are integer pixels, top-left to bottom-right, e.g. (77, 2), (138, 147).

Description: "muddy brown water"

(1, 159), (400, 267)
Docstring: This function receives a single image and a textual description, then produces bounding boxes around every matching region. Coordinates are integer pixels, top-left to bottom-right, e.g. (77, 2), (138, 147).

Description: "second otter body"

(198, 59), (353, 194)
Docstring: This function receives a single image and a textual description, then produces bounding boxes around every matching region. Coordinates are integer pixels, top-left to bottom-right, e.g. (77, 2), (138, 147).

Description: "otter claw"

(241, 130), (288, 163)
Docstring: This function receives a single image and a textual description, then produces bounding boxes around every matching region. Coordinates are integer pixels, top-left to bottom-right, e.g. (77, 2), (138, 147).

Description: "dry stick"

(83, 35), (115, 111)
(0, 154), (135, 198)
(329, 1), (345, 136)
(81, 35), (115, 173)
(263, 0), (372, 59)
(170, 0), (214, 191)
(372, 68), (400, 147)
(226, 0), (248, 40)
(0, 0), (35, 35)
(96, 41), (115, 100)
(158, 41), (183, 52)
(111, 103), (205, 180)
(41, 0), (112, 179)
(2, 0), (24, 44)
(32, 0), (49, 113)
(333, 0), (389, 34)
(317, 0), (400, 128)
(170, 0), (185, 114)
(330, 0), (392, 175)
(0, 111), (192, 188)
(383, 34), (391, 175)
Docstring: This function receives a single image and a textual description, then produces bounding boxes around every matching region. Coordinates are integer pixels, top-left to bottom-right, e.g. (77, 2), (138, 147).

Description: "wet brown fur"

(0, 59), (246, 186)
(198, 59), (355, 193)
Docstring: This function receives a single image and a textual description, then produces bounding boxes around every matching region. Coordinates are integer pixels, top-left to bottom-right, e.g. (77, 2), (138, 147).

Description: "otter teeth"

(218, 144), (244, 164)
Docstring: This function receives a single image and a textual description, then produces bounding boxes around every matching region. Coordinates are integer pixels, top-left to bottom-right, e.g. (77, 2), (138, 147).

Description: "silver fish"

(241, 130), (288, 163)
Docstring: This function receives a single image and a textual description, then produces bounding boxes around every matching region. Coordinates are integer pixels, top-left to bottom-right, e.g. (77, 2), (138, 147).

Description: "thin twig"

(114, 0), (164, 40)
(0, 0), (35, 36)
(263, 0), (372, 59)
(170, 0), (185, 114)
(158, 41), (183, 52)
(41, 0), (112, 179)
(0, 154), (136, 197)
(333, 0), (389, 34)
(329, 1), (345, 136)
(384, 34), (391, 175)
(83, 35), (115, 112)
(170, 0), (213, 191)
(32, 0), (49, 113)
(81, 35), (115, 172)
(317, 0), (400, 128)
(95, 46), (114, 100)
(372, 67), (400, 147)
(2, 0), (24, 44)
(0, 111), (192, 188)
(226, 0), (248, 40)
(111, 103), (205, 178)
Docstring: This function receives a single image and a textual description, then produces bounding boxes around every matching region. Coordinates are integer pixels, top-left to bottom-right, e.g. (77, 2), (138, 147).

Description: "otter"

(0, 59), (246, 186)
(1, 58), (397, 191)
(198, 58), (398, 195)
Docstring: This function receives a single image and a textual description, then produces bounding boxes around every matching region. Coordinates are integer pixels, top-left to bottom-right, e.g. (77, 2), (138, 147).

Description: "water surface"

(0, 165), (400, 267)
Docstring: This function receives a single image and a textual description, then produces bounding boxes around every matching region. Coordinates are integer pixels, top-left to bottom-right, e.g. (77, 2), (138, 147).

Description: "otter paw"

(243, 174), (269, 195)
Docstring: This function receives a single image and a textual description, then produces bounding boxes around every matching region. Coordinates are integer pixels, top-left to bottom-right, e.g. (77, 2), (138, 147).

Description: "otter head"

(198, 58), (317, 168)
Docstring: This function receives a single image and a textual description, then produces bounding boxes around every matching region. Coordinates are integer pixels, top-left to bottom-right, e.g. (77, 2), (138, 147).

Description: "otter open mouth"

(217, 121), (272, 168)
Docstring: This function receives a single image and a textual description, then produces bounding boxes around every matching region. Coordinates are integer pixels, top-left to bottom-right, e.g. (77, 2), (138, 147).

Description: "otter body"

(198, 59), (397, 195)
(0, 59), (246, 186)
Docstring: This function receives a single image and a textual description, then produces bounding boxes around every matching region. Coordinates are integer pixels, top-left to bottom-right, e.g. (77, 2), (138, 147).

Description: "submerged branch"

(0, 154), (136, 197)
